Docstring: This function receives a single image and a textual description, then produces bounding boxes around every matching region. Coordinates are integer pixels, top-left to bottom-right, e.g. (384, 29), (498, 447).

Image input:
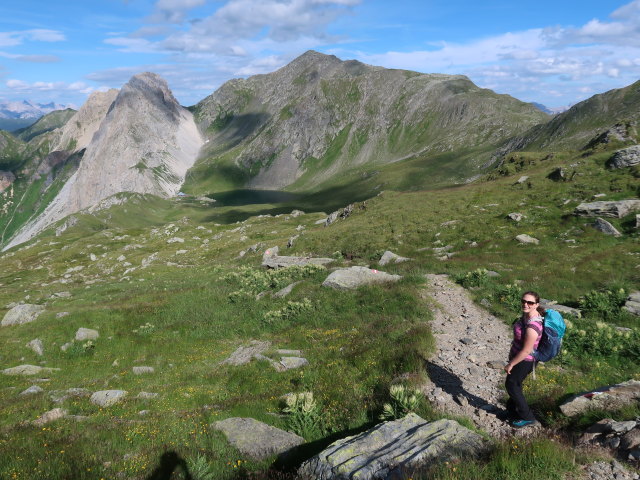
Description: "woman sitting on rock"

(504, 290), (544, 428)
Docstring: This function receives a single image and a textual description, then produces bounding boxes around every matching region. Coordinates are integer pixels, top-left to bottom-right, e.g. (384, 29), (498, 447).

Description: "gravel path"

(421, 274), (538, 438)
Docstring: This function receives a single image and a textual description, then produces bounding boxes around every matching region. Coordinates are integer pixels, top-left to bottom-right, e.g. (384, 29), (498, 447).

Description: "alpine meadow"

(0, 50), (639, 480)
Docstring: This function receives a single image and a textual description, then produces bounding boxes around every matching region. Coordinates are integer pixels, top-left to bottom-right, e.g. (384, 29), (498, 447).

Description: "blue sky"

(0, 0), (638, 109)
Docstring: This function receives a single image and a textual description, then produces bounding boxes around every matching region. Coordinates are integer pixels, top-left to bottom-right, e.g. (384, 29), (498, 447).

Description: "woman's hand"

(505, 362), (514, 374)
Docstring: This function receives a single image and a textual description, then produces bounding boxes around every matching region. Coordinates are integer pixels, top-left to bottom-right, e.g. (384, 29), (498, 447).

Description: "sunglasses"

(521, 299), (537, 306)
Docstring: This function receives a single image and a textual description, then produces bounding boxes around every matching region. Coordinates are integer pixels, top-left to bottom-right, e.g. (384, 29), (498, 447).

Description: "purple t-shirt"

(509, 315), (543, 362)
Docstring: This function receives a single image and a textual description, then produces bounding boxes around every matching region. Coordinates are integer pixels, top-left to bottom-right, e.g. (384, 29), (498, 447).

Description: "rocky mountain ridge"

(4, 73), (202, 250)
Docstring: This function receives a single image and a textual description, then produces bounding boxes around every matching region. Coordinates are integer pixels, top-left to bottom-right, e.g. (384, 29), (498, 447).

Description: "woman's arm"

(505, 328), (539, 374)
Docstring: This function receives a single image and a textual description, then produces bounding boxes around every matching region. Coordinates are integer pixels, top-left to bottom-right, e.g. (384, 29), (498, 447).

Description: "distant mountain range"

(530, 102), (570, 115)
(0, 100), (70, 120)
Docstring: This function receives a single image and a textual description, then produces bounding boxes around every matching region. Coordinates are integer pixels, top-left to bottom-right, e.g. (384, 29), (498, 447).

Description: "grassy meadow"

(0, 143), (639, 479)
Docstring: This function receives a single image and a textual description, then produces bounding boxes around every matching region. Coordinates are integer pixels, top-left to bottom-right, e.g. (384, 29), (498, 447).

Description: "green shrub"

(563, 317), (639, 360)
(579, 288), (627, 321)
(379, 384), (423, 420)
(281, 392), (325, 440)
(263, 298), (313, 324)
(456, 268), (490, 288)
(494, 283), (522, 312)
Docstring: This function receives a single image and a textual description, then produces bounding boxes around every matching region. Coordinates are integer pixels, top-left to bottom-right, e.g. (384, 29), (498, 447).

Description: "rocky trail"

(421, 274), (543, 438)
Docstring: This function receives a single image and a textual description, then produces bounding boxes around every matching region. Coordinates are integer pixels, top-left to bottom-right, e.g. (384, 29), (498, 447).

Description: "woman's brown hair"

(522, 290), (546, 316)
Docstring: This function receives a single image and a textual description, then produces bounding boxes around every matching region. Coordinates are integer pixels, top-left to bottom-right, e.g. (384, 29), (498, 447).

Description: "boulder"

(539, 300), (581, 318)
(322, 266), (402, 290)
(593, 218), (621, 236)
(220, 340), (271, 366)
(278, 357), (309, 371)
(298, 415), (487, 480)
(75, 328), (99, 341)
(516, 176), (529, 184)
(274, 282), (300, 298)
(623, 291), (640, 316)
(547, 167), (565, 181)
(20, 385), (44, 396)
(378, 251), (410, 266)
(90, 390), (128, 407)
(515, 234), (539, 245)
(132, 366), (155, 375)
(26, 338), (44, 356)
(507, 213), (524, 222)
(574, 200), (640, 218)
(33, 408), (68, 426)
(1, 304), (45, 326)
(608, 145), (640, 169)
(211, 417), (304, 460)
(261, 247), (333, 269)
(559, 380), (640, 417)
(2, 365), (59, 376)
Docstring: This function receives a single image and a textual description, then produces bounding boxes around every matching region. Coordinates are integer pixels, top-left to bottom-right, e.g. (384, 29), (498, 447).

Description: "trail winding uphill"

(421, 274), (534, 438)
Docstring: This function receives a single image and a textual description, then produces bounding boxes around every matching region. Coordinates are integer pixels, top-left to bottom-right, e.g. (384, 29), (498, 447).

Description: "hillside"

(187, 50), (549, 194)
(13, 109), (76, 143)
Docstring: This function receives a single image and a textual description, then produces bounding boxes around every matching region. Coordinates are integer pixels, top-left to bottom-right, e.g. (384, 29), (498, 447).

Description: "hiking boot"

(511, 419), (537, 428)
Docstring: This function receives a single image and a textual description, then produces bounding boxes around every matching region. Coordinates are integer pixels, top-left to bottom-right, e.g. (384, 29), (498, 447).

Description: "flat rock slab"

(299, 414), (487, 480)
(220, 340), (271, 366)
(33, 408), (67, 426)
(574, 200), (640, 218)
(560, 380), (640, 417)
(379, 250), (410, 266)
(1, 304), (45, 326)
(2, 365), (59, 376)
(211, 417), (304, 460)
(263, 255), (333, 269)
(90, 390), (128, 407)
(515, 234), (539, 245)
(322, 266), (402, 290)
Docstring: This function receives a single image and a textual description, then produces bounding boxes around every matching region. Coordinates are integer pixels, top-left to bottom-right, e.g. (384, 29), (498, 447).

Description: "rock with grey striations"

(211, 417), (304, 460)
(32, 408), (68, 426)
(290, 210), (305, 217)
(378, 250), (410, 266)
(515, 234), (539, 245)
(623, 291), (640, 316)
(1, 304), (45, 326)
(3, 365), (59, 376)
(593, 217), (622, 236)
(278, 357), (309, 371)
(90, 390), (128, 407)
(220, 340), (271, 366)
(516, 176), (529, 184)
(608, 145), (640, 169)
(560, 380), (640, 417)
(20, 385), (44, 396)
(75, 328), (99, 341)
(287, 235), (299, 248)
(322, 266), (402, 290)
(26, 338), (44, 356)
(262, 250), (333, 269)
(507, 213), (524, 222)
(539, 300), (581, 318)
(274, 282), (300, 298)
(575, 200), (640, 218)
(621, 429), (640, 450)
(132, 366), (155, 375)
(298, 414), (487, 480)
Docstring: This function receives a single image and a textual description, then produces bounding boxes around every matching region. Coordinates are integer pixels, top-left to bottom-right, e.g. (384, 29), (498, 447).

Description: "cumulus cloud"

(0, 29), (66, 47)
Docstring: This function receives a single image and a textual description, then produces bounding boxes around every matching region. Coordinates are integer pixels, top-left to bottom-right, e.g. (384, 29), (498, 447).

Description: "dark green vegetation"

(13, 109), (76, 143)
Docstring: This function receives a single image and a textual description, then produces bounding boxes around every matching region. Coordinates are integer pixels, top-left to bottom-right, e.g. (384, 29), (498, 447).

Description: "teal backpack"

(532, 308), (566, 362)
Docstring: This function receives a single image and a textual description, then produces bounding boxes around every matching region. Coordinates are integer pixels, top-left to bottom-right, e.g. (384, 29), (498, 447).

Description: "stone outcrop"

(0, 170), (15, 193)
(322, 266), (402, 290)
(378, 250), (410, 266)
(575, 200), (640, 218)
(211, 417), (304, 460)
(559, 380), (640, 417)
(608, 145), (640, 169)
(6, 72), (203, 250)
(220, 340), (271, 366)
(262, 246), (333, 268)
(623, 291), (640, 316)
(90, 390), (128, 407)
(515, 234), (539, 245)
(298, 414), (487, 480)
(75, 328), (99, 341)
(1, 304), (45, 326)
(579, 418), (640, 463)
(2, 365), (59, 376)
(593, 217), (622, 236)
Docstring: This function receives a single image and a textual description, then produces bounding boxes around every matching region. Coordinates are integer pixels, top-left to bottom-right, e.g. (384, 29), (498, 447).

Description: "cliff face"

(191, 50), (549, 191)
(5, 73), (203, 249)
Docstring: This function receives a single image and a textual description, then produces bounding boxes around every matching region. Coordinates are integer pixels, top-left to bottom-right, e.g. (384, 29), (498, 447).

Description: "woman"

(504, 291), (544, 428)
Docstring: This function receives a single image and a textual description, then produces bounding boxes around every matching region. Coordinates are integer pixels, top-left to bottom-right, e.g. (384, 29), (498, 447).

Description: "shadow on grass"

(146, 451), (193, 480)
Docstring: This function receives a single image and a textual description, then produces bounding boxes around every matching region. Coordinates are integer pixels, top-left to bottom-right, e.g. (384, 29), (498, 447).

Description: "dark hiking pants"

(505, 360), (536, 421)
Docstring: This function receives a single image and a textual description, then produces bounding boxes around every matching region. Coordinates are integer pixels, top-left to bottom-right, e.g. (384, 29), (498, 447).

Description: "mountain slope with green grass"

(12, 108), (76, 143)
(0, 125), (638, 479)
